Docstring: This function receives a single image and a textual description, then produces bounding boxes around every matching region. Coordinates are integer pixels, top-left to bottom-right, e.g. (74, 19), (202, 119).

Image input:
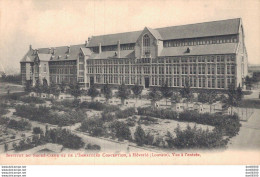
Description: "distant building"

(20, 18), (248, 90)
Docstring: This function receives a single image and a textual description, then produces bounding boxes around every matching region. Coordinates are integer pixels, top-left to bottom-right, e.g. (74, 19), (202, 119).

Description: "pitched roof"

(20, 49), (34, 62)
(89, 50), (135, 59)
(41, 44), (84, 61)
(157, 18), (240, 40)
(20, 44), (84, 62)
(147, 27), (162, 40)
(160, 43), (238, 56)
(38, 54), (52, 61)
(88, 31), (142, 47)
(88, 18), (241, 47)
(81, 47), (92, 56)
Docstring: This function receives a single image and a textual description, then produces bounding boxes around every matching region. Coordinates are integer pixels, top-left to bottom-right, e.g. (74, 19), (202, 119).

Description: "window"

(143, 34), (150, 56)
(43, 64), (47, 73)
(79, 64), (84, 70)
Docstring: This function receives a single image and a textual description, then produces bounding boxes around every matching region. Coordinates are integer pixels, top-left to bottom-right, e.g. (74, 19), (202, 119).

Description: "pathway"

(228, 108), (260, 150)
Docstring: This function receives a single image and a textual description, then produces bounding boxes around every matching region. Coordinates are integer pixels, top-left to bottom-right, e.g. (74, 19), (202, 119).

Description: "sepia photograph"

(0, 0), (260, 165)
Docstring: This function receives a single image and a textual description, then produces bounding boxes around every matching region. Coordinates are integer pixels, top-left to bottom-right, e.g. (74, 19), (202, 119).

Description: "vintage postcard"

(0, 0), (260, 165)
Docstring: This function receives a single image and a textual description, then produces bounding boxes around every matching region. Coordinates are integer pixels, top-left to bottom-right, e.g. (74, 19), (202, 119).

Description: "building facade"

(20, 18), (248, 90)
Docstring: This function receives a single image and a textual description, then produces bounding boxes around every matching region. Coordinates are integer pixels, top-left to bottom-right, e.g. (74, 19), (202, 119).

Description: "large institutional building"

(20, 18), (248, 90)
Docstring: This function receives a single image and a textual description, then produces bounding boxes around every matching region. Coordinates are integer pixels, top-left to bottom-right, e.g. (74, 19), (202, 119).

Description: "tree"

(198, 90), (217, 113)
(24, 80), (32, 93)
(111, 121), (132, 140)
(131, 84), (143, 104)
(148, 87), (161, 108)
(244, 76), (252, 90)
(236, 84), (244, 102)
(101, 83), (112, 103)
(160, 82), (173, 105)
(134, 125), (146, 146)
(117, 83), (131, 105)
(180, 78), (193, 103)
(49, 82), (60, 97)
(225, 85), (242, 115)
(4, 143), (8, 152)
(42, 78), (49, 94)
(171, 92), (181, 103)
(33, 127), (44, 134)
(88, 84), (99, 102)
(33, 79), (42, 96)
(69, 82), (82, 99)
(60, 81), (67, 93)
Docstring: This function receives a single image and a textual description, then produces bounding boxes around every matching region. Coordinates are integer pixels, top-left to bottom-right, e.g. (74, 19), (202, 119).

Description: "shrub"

(166, 124), (228, 149)
(115, 107), (136, 119)
(145, 133), (154, 145)
(139, 116), (158, 123)
(80, 101), (105, 111)
(0, 103), (9, 117)
(0, 117), (9, 125)
(137, 107), (178, 120)
(134, 126), (146, 146)
(7, 94), (20, 100)
(85, 143), (101, 150)
(138, 107), (240, 138)
(53, 99), (79, 108)
(19, 96), (45, 104)
(179, 111), (241, 137)
(110, 121), (132, 140)
(126, 118), (136, 127)
(46, 128), (85, 149)
(80, 118), (105, 137)
(14, 104), (86, 126)
(14, 138), (34, 151)
(101, 112), (115, 122)
(1, 118), (32, 131)
(33, 127), (44, 134)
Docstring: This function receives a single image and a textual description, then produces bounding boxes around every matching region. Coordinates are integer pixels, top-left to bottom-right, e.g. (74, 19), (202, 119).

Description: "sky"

(0, 0), (259, 74)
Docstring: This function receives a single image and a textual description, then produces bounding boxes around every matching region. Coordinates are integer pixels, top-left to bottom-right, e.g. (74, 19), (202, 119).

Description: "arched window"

(143, 34), (151, 56)
(143, 34), (150, 47)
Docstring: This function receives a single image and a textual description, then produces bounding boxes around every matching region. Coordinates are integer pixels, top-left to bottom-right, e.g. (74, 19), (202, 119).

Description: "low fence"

(232, 107), (254, 121)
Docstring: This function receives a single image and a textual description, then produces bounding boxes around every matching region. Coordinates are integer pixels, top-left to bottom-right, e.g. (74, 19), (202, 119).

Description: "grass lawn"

(0, 81), (24, 94)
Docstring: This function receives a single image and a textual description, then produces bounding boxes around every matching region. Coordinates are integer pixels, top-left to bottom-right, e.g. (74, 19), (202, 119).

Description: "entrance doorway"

(90, 76), (94, 86)
(145, 77), (149, 88)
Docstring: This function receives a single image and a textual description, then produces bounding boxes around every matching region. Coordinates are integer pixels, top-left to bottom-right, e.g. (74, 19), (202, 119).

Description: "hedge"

(0, 117), (31, 131)
(14, 104), (86, 126)
(19, 96), (45, 104)
(138, 107), (240, 137)
(115, 107), (136, 119)
(79, 101), (120, 112)
(167, 125), (229, 149)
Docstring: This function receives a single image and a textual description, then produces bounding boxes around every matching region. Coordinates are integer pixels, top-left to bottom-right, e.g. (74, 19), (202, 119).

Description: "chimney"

(29, 45), (32, 51)
(48, 48), (51, 54)
(99, 43), (102, 54)
(67, 46), (70, 53)
(85, 41), (88, 47)
(52, 48), (56, 55)
(117, 40), (121, 58)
